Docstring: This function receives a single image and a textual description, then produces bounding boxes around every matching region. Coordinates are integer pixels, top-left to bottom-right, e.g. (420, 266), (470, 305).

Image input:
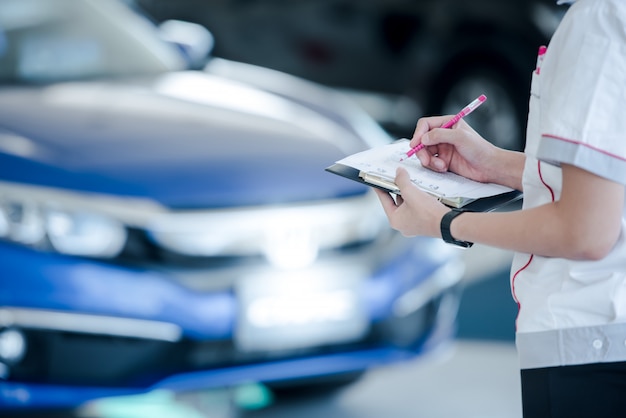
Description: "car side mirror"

(158, 19), (214, 69)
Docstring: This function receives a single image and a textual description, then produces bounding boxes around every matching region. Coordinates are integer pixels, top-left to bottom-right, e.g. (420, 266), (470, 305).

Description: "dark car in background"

(0, 0), (464, 411)
(136, 0), (567, 151)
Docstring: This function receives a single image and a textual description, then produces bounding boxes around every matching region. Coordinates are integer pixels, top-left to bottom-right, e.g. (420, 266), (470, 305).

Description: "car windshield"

(0, 0), (186, 84)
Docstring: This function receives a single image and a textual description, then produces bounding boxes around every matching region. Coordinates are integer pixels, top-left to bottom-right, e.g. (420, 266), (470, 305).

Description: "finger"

(374, 188), (398, 217)
(414, 137), (437, 164)
(429, 156), (448, 172)
(415, 144), (448, 172)
(394, 167), (414, 193)
(410, 116), (450, 148)
(421, 126), (458, 147)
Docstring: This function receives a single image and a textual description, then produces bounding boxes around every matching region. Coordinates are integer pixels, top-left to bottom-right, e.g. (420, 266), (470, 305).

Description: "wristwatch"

(440, 208), (474, 248)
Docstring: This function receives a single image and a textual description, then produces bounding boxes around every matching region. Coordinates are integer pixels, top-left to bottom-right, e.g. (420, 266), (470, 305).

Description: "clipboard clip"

(358, 171), (401, 194)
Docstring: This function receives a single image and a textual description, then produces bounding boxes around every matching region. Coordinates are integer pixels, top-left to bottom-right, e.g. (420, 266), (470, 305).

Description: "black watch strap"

(440, 208), (474, 248)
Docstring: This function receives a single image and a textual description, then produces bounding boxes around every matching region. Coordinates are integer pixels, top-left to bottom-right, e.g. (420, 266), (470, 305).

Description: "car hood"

(0, 71), (368, 209)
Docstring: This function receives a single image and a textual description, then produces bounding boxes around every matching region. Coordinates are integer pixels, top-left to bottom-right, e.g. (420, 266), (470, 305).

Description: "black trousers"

(521, 361), (626, 418)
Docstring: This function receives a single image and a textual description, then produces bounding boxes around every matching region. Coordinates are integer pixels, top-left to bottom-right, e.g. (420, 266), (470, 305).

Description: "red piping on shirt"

(537, 159), (556, 202)
(510, 160), (556, 329)
(511, 254), (533, 329)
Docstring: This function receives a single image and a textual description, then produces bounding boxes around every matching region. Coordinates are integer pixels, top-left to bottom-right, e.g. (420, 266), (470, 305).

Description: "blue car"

(0, 0), (463, 410)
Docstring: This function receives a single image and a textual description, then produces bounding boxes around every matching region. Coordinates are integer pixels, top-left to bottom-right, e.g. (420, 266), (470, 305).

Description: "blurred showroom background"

(0, 0), (568, 417)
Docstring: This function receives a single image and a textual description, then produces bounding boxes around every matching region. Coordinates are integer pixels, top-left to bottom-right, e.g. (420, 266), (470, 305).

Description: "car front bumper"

(0, 237), (463, 409)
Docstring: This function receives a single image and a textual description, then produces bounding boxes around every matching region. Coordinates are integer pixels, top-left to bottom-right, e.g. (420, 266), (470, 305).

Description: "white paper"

(337, 140), (512, 199)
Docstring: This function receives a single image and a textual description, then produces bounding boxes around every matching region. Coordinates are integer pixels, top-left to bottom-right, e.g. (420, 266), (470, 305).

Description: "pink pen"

(401, 94), (487, 161)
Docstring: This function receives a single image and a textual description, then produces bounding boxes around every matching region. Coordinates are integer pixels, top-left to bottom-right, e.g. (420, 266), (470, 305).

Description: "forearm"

(451, 163), (624, 259)
(449, 206), (578, 258)
(383, 161), (623, 260)
(483, 148), (525, 191)
(450, 198), (621, 260)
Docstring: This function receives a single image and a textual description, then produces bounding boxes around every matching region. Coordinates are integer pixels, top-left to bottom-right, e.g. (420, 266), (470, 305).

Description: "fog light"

(0, 328), (26, 364)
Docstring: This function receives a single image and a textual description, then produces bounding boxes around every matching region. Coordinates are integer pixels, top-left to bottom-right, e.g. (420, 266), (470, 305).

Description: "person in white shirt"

(375, 0), (626, 416)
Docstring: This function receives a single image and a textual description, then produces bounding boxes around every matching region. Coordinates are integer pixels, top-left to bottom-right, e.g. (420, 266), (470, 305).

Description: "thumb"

(394, 167), (413, 192)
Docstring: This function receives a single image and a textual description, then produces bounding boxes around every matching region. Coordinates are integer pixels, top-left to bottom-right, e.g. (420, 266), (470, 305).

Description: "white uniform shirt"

(513, 0), (626, 369)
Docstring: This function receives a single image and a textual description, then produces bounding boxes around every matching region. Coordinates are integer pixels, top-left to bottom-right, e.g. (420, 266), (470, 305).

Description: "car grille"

(4, 287), (459, 388)
(113, 227), (397, 293)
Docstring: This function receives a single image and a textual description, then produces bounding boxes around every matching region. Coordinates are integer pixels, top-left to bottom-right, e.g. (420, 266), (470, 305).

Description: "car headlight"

(0, 199), (128, 258)
(45, 208), (127, 257)
(0, 181), (147, 258)
(0, 201), (45, 245)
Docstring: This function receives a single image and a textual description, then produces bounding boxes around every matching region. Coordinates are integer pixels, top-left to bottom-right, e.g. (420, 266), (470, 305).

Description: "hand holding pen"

(401, 94), (487, 161)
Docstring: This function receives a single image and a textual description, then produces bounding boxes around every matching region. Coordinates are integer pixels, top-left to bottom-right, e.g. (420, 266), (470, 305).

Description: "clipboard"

(325, 162), (522, 212)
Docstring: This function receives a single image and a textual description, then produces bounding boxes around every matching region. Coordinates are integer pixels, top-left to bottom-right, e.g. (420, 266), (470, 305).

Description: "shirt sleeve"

(536, 0), (626, 184)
